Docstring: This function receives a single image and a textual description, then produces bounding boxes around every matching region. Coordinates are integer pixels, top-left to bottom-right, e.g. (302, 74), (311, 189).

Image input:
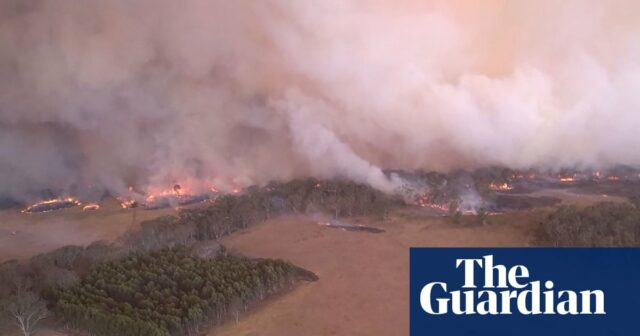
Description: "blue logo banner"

(410, 248), (640, 335)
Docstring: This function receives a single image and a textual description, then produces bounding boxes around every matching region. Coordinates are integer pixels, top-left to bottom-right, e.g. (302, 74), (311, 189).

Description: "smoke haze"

(1, 0), (640, 199)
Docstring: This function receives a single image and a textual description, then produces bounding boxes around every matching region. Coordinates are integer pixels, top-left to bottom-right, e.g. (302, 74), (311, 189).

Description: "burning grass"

(488, 182), (513, 191)
(14, 166), (640, 216)
(119, 198), (139, 209)
(21, 197), (81, 213)
(415, 195), (450, 212)
(82, 203), (100, 211)
(120, 184), (214, 210)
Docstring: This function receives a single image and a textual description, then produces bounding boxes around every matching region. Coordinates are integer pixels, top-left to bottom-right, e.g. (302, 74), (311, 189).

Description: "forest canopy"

(44, 246), (298, 336)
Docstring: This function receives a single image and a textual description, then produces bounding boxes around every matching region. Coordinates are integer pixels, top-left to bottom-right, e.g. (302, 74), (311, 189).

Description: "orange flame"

(559, 176), (576, 182)
(144, 184), (189, 202)
(415, 196), (449, 211)
(82, 203), (100, 211)
(119, 198), (138, 209)
(21, 197), (81, 213)
(489, 182), (513, 191)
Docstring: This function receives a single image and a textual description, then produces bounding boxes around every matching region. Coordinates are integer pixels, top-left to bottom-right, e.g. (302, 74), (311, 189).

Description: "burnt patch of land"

(568, 180), (640, 198)
(321, 220), (386, 234)
(493, 195), (562, 211)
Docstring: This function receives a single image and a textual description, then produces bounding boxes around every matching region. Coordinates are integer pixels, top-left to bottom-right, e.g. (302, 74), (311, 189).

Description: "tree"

(448, 200), (462, 225)
(228, 297), (243, 324)
(476, 207), (488, 226)
(2, 291), (49, 336)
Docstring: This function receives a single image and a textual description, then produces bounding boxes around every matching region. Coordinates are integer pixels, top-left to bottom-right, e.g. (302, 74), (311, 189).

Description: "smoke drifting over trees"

(2, 0), (640, 199)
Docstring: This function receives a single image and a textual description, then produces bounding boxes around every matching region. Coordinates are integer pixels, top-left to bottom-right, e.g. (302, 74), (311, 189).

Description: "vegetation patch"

(125, 178), (403, 250)
(44, 246), (300, 336)
(537, 201), (640, 247)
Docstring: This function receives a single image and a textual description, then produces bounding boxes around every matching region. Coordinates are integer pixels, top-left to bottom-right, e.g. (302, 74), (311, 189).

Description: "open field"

(213, 210), (544, 336)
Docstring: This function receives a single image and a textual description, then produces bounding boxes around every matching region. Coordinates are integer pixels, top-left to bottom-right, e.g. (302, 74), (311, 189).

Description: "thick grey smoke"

(1, 0), (640, 199)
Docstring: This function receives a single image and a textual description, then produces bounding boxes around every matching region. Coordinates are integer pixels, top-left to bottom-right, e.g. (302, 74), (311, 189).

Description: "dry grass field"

(212, 210), (543, 336)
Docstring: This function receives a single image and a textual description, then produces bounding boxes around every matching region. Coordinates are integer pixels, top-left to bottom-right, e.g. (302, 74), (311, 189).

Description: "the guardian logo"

(420, 255), (605, 316)
(411, 248), (639, 335)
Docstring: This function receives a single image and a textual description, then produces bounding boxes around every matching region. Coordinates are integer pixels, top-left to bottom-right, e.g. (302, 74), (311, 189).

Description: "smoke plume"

(1, 0), (640, 199)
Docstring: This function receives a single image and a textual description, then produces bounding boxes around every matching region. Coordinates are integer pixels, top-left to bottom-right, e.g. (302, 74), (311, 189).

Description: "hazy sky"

(1, 0), (639, 198)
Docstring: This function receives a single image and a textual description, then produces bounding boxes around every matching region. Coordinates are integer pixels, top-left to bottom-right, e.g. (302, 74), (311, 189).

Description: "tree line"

(123, 178), (404, 250)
